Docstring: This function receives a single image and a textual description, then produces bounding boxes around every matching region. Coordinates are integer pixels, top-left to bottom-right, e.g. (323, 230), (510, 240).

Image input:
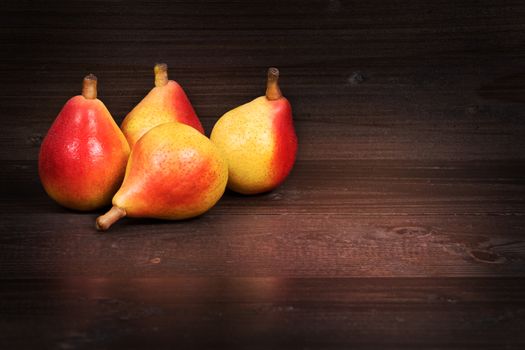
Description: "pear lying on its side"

(39, 75), (130, 211)
(121, 63), (204, 148)
(96, 122), (227, 231)
(210, 67), (297, 195)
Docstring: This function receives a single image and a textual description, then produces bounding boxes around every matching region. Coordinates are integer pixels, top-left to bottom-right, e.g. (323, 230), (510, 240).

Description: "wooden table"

(1, 1), (525, 348)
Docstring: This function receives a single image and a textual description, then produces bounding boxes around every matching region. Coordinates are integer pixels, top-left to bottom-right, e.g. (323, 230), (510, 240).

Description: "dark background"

(1, 0), (525, 348)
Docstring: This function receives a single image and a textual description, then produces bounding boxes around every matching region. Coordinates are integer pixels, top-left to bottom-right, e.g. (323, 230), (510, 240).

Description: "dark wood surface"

(1, 0), (525, 348)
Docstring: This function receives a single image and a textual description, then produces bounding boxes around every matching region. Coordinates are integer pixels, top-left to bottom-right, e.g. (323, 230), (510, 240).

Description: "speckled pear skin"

(121, 67), (204, 148)
(210, 69), (297, 195)
(113, 122), (227, 220)
(39, 95), (130, 211)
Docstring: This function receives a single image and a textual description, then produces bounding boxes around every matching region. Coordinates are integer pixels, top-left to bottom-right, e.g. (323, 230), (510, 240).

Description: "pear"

(39, 75), (130, 211)
(210, 68), (297, 194)
(121, 63), (204, 148)
(96, 122), (228, 231)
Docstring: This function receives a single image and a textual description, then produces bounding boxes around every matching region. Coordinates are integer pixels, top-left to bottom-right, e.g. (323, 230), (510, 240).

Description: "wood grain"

(1, 0), (525, 348)
(1, 278), (525, 349)
(1, 159), (525, 279)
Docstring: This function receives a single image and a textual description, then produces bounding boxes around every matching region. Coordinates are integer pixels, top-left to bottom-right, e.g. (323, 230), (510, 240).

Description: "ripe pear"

(39, 75), (130, 211)
(210, 68), (297, 195)
(96, 122), (228, 231)
(121, 63), (204, 148)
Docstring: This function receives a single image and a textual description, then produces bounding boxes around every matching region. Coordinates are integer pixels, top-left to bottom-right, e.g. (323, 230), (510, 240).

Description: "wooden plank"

(3, 110), (525, 161)
(1, 278), (524, 349)
(1, 160), (524, 278)
(1, 1), (525, 162)
(1, 212), (524, 278)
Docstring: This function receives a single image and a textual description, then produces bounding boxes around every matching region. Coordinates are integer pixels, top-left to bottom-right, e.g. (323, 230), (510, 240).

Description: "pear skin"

(96, 122), (227, 231)
(121, 63), (204, 148)
(39, 75), (130, 211)
(210, 68), (297, 194)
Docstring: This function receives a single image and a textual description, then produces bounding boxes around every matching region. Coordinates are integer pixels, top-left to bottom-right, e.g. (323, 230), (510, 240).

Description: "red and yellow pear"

(121, 63), (204, 148)
(210, 67), (297, 194)
(39, 75), (130, 211)
(96, 122), (228, 231)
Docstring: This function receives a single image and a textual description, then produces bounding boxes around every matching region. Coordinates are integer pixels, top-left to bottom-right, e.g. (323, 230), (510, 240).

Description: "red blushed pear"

(39, 75), (130, 211)
(96, 122), (228, 231)
(210, 67), (298, 194)
(121, 63), (204, 148)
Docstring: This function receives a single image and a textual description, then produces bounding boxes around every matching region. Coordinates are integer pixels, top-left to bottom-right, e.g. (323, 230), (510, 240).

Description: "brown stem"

(96, 206), (126, 231)
(154, 63), (169, 87)
(265, 67), (282, 100)
(82, 74), (97, 99)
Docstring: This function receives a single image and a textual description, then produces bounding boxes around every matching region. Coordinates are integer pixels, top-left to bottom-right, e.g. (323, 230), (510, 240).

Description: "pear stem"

(82, 74), (97, 99)
(265, 67), (282, 100)
(154, 63), (169, 87)
(96, 206), (126, 231)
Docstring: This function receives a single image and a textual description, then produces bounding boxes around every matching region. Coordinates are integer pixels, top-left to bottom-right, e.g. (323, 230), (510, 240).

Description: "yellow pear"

(96, 122), (227, 231)
(121, 63), (204, 148)
(210, 68), (297, 194)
